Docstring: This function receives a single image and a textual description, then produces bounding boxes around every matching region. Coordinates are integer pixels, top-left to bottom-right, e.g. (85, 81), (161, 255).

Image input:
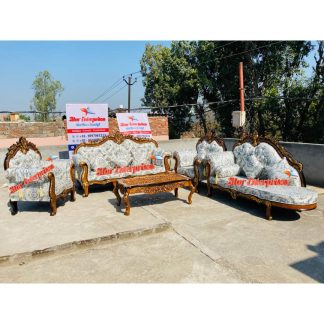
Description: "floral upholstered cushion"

(173, 150), (197, 168)
(177, 166), (195, 179)
(214, 164), (241, 178)
(261, 157), (301, 187)
(196, 140), (224, 160)
(6, 159), (73, 202)
(88, 165), (165, 181)
(254, 143), (282, 167)
(209, 175), (317, 205)
(8, 150), (41, 169)
(234, 143), (264, 179)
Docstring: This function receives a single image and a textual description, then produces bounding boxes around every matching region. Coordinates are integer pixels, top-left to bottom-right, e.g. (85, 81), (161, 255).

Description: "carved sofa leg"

(70, 164), (76, 201)
(82, 183), (89, 197)
(266, 204), (272, 221)
(113, 181), (121, 206)
(174, 188), (179, 198)
(50, 198), (57, 216)
(9, 200), (18, 215)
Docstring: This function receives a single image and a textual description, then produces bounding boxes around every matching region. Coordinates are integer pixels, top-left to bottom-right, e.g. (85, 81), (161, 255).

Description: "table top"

(118, 172), (191, 188)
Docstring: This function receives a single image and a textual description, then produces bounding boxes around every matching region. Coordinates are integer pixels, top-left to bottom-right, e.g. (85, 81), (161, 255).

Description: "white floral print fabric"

(209, 175), (317, 205)
(6, 155), (73, 202)
(73, 139), (167, 182)
(173, 150), (197, 168)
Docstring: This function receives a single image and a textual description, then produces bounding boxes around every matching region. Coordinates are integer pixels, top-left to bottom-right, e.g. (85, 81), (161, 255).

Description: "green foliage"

(141, 42), (199, 138)
(140, 41), (324, 143)
(30, 71), (64, 122)
(19, 114), (31, 122)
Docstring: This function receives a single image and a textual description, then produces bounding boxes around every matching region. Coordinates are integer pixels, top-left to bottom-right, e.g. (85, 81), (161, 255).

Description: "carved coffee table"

(114, 172), (195, 216)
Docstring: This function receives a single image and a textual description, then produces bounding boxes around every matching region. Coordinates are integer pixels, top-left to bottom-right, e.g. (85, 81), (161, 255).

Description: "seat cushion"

(88, 165), (165, 181)
(209, 175), (317, 205)
(177, 166), (195, 179)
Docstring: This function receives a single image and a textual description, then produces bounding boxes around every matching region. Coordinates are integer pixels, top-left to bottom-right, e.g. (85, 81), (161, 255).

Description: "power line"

(91, 78), (123, 103)
(130, 96), (322, 111)
(199, 41), (284, 66)
(100, 84), (127, 102)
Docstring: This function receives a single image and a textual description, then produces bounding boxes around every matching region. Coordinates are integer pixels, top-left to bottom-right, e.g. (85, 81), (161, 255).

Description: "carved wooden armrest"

(163, 154), (171, 172)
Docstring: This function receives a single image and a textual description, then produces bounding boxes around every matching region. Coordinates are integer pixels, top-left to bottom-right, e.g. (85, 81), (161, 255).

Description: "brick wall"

(0, 121), (65, 139)
(0, 116), (169, 141)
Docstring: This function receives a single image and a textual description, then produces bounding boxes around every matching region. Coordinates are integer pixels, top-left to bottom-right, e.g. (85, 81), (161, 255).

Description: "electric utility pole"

(123, 74), (137, 112)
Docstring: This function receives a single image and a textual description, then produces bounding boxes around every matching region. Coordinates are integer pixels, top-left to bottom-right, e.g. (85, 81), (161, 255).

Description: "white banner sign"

(116, 113), (152, 138)
(66, 103), (109, 158)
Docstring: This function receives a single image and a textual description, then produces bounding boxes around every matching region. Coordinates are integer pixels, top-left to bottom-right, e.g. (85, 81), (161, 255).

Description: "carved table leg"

(174, 188), (179, 198)
(266, 204), (272, 221)
(188, 183), (195, 205)
(113, 182), (121, 206)
(9, 200), (18, 215)
(50, 197), (57, 216)
(123, 191), (131, 216)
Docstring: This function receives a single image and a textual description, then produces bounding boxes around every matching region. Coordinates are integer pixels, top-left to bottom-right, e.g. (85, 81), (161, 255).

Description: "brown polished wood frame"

(4, 137), (76, 216)
(74, 131), (171, 197)
(173, 132), (227, 189)
(114, 172), (195, 216)
(206, 131), (316, 220)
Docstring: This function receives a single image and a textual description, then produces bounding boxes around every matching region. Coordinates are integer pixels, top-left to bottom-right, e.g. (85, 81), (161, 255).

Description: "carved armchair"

(4, 137), (76, 216)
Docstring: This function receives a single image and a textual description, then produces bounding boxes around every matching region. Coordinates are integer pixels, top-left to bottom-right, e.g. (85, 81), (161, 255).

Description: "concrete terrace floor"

(0, 181), (324, 283)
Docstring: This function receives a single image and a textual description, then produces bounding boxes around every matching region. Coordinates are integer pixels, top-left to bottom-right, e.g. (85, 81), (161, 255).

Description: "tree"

(140, 42), (199, 138)
(30, 71), (64, 122)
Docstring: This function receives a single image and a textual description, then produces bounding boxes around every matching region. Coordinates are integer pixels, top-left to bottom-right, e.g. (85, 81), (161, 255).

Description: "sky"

(0, 41), (317, 113)
(0, 41), (171, 112)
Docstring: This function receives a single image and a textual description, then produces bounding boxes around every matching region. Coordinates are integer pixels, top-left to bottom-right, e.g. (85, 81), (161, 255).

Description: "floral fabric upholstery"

(196, 140), (223, 160)
(6, 152), (73, 202)
(174, 140), (225, 181)
(173, 150), (197, 168)
(233, 142), (301, 185)
(233, 143), (263, 178)
(73, 139), (167, 182)
(209, 175), (317, 206)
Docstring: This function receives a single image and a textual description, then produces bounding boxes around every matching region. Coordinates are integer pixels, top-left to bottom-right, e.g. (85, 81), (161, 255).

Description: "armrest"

(205, 155), (240, 178)
(72, 153), (90, 167)
(173, 150), (197, 171)
(152, 148), (171, 171)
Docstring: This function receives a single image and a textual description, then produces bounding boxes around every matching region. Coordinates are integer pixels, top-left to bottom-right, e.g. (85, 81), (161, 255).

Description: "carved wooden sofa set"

(173, 132), (318, 220)
(3, 133), (179, 216)
(4, 131), (318, 220)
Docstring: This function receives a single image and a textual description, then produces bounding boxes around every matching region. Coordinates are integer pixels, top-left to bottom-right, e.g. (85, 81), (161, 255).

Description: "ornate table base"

(114, 172), (195, 216)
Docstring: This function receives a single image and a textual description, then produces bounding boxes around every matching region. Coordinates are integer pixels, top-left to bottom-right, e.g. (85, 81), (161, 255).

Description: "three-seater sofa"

(72, 131), (171, 197)
(205, 132), (318, 220)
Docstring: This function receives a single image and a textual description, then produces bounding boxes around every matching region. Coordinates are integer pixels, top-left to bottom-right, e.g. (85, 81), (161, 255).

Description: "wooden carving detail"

(196, 132), (227, 151)
(4, 137), (42, 170)
(74, 131), (158, 153)
(232, 131), (306, 187)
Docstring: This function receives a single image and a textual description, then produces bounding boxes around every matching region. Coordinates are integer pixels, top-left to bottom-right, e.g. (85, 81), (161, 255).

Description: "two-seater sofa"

(173, 133), (227, 188)
(205, 132), (318, 220)
(72, 131), (171, 197)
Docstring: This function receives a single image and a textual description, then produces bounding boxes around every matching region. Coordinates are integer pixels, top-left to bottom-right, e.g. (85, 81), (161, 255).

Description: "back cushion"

(197, 140), (224, 160)
(233, 143), (263, 178)
(254, 143), (282, 167)
(9, 150), (41, 169)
